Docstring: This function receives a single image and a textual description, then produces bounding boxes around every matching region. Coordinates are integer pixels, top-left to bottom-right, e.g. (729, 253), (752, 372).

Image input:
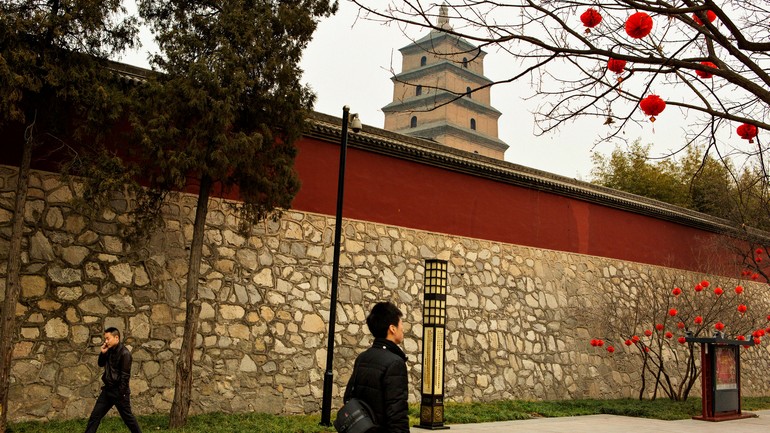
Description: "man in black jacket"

(343, 302), (409, 433)
(84, 327), (142, 433)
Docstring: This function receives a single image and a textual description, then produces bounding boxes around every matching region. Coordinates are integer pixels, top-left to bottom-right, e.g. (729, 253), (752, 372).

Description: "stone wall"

(2, 165), (769, 422)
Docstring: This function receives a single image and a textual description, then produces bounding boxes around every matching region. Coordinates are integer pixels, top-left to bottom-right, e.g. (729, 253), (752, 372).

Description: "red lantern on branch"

(639, 94), (665, 122)
(714, 287), (724, 296)
(625, 12), (653, 39)
(607, 346), (615, 353)
(735, 285), (744, 294)
(715, 322), (725, 331)
(693, 10), (717, 26)
(694, 316), (703, 324)
(678, 336), (687, 344)
(607, 58), (626, 74)
(737, 123), (758, 143)
(672, 287), (682, 296)
(738, 304), (748, 314)
(696, 61), (717, 79)
(668, 308), (678, 317)
(581, 8), (602, 33)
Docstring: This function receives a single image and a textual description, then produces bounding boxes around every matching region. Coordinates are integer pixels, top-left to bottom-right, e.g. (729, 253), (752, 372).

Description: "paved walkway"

(417, 409), (769, 432)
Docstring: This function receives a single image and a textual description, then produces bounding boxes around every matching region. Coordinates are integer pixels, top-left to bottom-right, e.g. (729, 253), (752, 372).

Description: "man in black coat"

(343, 302), (409, 433)
(84, 327), (142, 433)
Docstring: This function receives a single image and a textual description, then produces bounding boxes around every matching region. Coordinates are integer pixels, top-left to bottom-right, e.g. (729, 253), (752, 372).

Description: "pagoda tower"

(382, 5), (508, 159)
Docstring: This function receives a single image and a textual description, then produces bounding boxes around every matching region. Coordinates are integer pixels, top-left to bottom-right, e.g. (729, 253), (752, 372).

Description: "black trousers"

(84, 387), (142, 433)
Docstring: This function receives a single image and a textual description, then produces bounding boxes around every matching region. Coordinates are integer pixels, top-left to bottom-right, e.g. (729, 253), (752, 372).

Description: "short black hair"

(104, 327), (121, 339)
(366, 302), (403, 338)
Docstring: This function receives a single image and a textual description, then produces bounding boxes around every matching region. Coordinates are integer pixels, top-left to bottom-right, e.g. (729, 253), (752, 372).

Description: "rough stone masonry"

(1, 165), (769, 422)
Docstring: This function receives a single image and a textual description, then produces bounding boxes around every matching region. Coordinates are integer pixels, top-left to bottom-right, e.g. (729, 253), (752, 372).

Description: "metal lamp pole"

(320, 105), (359, 426)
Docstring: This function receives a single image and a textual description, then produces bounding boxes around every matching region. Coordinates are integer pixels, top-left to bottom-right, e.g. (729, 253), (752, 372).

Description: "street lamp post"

(320, 106), (361, 426)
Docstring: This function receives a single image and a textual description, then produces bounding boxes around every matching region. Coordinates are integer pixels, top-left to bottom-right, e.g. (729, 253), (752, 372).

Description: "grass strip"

(9, 397), (770, 432)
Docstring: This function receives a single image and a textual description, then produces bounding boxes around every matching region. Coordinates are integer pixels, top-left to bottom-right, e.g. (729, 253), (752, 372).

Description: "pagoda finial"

(437, 3), (452, 30)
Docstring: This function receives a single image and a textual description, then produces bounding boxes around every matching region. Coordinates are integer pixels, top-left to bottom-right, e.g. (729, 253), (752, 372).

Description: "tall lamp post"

(320, 106), (361, 426)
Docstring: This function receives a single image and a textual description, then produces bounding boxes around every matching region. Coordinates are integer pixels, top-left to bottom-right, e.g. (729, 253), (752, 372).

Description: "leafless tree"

(352, 0), (769, 162)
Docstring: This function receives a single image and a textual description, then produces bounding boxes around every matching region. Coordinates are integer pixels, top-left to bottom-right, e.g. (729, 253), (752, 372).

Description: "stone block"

(20, 275), (46, 298)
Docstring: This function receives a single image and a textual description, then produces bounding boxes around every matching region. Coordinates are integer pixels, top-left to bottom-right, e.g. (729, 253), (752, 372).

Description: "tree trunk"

(168, 173), (211, 428)
(0, 133), (33, 432)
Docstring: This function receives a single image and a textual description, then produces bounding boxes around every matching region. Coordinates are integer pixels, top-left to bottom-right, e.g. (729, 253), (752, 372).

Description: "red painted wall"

(292, 136), (728, 274)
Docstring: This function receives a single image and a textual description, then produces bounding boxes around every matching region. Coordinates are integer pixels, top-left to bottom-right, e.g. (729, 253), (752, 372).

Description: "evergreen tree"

(135, 0), (337, 427)
(0, 2), (136, 431)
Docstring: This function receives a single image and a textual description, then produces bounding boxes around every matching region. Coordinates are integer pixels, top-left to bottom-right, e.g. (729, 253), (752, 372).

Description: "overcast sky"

(120, 0), (693, 180)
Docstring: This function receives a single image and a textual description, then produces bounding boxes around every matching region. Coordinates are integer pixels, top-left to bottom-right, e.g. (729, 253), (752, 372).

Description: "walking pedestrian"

(84, 327), (142, 433)
(343, 301), (409, 433)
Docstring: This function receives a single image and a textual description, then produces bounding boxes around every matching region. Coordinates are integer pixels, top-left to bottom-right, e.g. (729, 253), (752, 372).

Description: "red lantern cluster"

(590, 339), (605, 347)
(695, 61), (717, 79)
(625, 12), (653, 39)
(737, 123), (758, 143)
(692, 10), (716, 26)
(581, 8), (603, 33)
(639, 94), (666, 122)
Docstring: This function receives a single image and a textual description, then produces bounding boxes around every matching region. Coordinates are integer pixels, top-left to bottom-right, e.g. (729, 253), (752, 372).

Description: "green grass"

(9, 397), (770, 432)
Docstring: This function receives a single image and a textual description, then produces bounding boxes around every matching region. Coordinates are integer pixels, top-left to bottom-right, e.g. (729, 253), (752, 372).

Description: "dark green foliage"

(134, 0), (339, 226)
(591, 141), (770, 231)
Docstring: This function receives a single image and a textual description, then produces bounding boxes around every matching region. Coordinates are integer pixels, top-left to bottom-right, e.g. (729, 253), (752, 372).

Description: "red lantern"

(737, 335), (746, 341)
(695, 61), (717, 79)
(694, 316), (703, 324)
(714, 287), (724, 296)
(581, 8), (602, 32)
(639, 94), (666, 122)
(692, 10), (717, 26)
(701, 280), (710, 287)
(607, 345), (615, 353)
(754, 337), (762, 345)
(677, 322), (685, 329)
(624, 339), (632, 346)
(715, 322), (725, 331)
(678, 336), (687, 344)
(694, 283), (703, 292)
(607, 58), (626, 74)
(597, 339), (604, 347)
(756, 248), (764, 255)
(665, 331), (673, 339)
(655, 323), (664, 331)
(669, 308), (678, 317)
(735, 285), (744, 294)
(738, 304), (748, 314)
(632, 335), (640, 343)
(672, 287), (682, 296)
(625, 12), (653, 39)
(644, 329), (653, 337)
(590, 339), (598, 346)
(737, 123), (758, 143)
